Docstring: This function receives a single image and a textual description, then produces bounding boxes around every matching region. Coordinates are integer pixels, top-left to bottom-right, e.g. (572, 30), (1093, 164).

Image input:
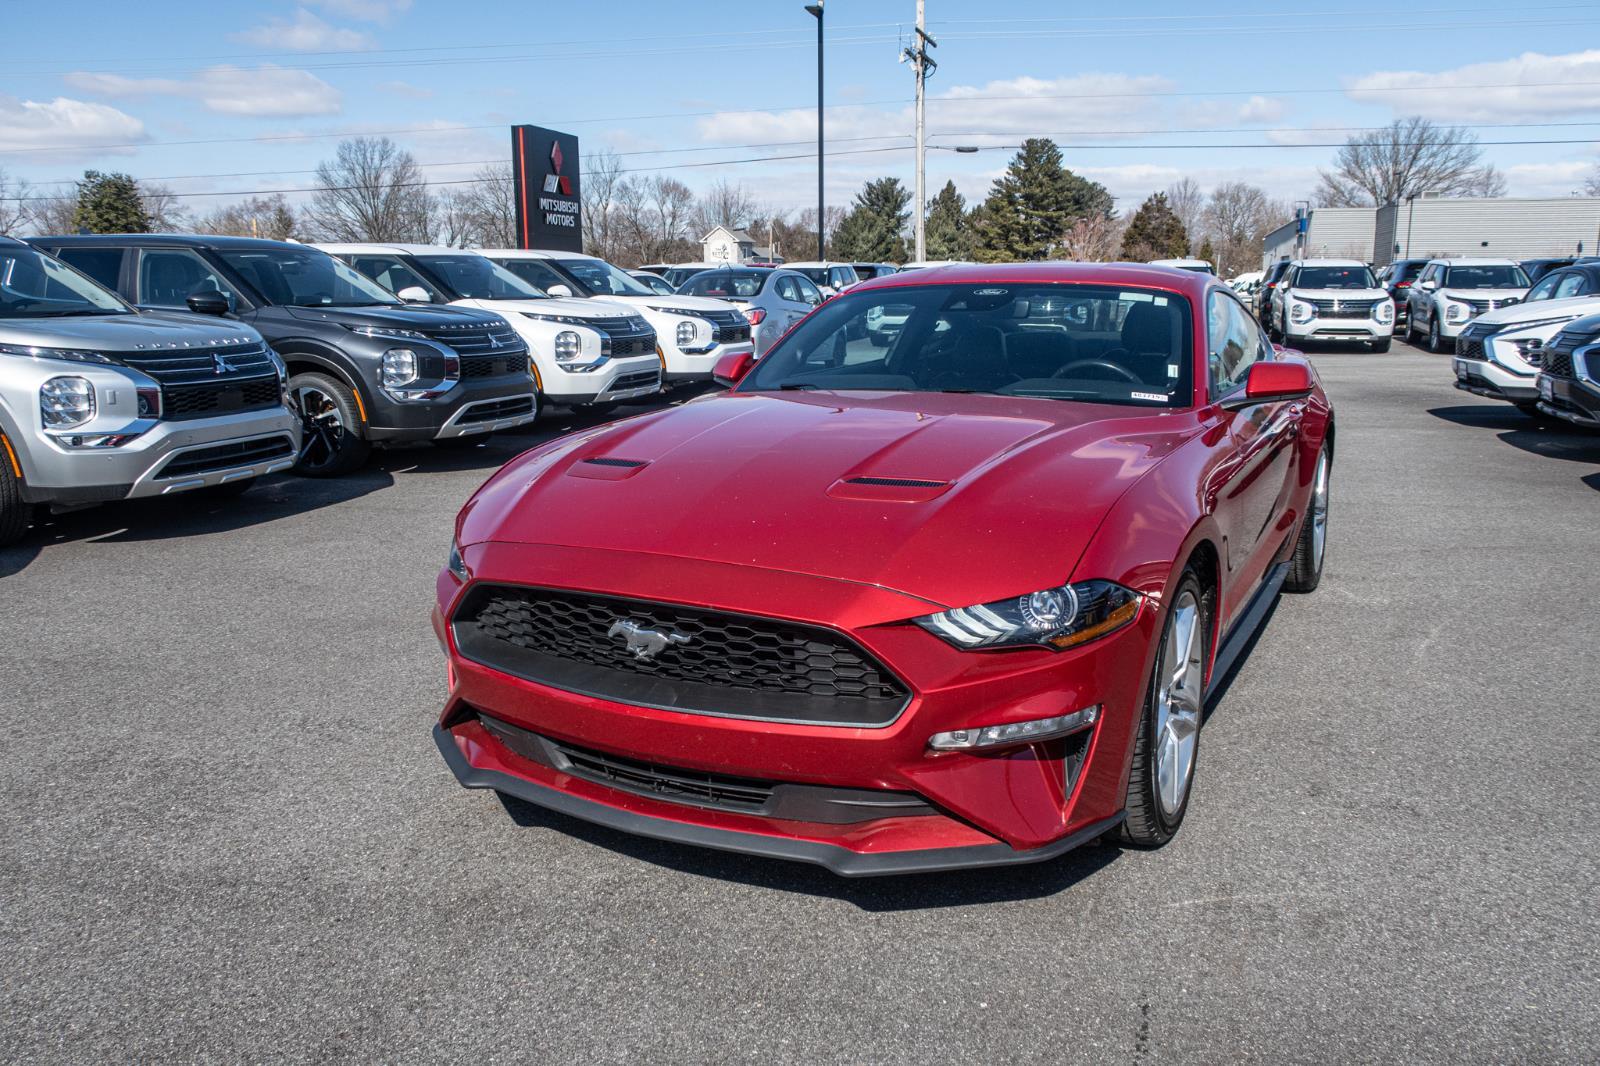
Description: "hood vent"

(581, 456), (647, 468)
(844, 475), (948, 488)
(568, 455), (650, 481)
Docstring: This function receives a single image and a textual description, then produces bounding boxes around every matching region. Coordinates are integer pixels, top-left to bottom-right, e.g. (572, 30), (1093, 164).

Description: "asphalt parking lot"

(2, 348), (1597, 1064)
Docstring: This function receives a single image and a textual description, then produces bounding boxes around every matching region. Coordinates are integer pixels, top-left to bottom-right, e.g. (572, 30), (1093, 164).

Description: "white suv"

(1270, 259), (1393, 351)
(1451, 264), (1600, 417)
(318, 244), (662, 412)
(478, 250), (755, 386)
(1405, 258), (1529, 352)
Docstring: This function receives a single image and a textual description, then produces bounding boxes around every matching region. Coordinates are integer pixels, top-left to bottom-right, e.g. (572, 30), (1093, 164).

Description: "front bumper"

(661, 341), (754, 382)
(1452, 355), (1537, 402)
(1285, 319), (1388, 343)
(366, 374), (538, 442)
(431, 543), (1161, 874)
(16, 405), (300, 506)
(537, 355), (662, 405)
(1537, 373), (1600, 428)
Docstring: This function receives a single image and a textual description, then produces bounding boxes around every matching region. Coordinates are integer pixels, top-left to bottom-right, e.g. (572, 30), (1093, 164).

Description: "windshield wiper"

(777, 382), (819, 390)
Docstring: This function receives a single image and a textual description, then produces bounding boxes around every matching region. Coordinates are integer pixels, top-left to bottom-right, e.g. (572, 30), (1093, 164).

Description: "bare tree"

(1204, 182), (1288, 278)
(1462, 164), (1507, 199)
(0, 170), (28, 236)
(1585, 163), (1600, 197)
(197, 194), (300, 240)
(25, 194), (79, 237)
(1060, 213), (1125, 262)
(1317, 117), (1500, 206)
(693, 178), (758, 236)
(432, 188), (483, 247)
(581, 149), (626, 261)
(306, 136), (433, 242)
(139, 182), (191, 232)
(458, 163), (516, 247)
(1164, 178), (1206, 249)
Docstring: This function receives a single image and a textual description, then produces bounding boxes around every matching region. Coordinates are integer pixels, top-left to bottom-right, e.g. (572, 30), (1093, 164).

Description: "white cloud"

(1502, 160), (1598, 196)
(66, 65), (342, 118)
(0, 94), (147, 156)
(1347, 50), (1600, 122)
(308, 0), (411, 21)
(233, 9), (374, 51)
(1237, 95), (1287, 124)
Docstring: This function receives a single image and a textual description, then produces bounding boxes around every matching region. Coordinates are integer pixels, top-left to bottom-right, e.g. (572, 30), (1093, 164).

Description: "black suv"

(29, 236), (536, 476)
(1536, 315), (1600, 429)
(1255, 260), (1292, 325)
(1377, 258), (1429, 329)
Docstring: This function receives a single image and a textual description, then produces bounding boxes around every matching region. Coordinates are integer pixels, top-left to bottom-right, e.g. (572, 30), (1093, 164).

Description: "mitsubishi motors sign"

(511, 124), (582, 251)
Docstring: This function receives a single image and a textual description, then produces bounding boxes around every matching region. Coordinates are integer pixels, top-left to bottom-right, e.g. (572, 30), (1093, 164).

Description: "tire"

(1121, 568), (1209, 848)
(0, 438), (30, 549)
(432, 434), (490, 450)
(1284, 443), (1330, 593)
(290, 372), (372, 478)
(1404, 317), (1418, 345)
(1428, 318), (1443, 354)
(195, 477), (256, 501)
(1369, 337), (1392, 353)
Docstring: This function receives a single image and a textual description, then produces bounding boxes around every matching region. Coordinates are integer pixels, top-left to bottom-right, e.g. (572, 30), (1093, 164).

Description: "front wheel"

(290, 372), (372, 478)
(1284, 444), (1330, 593)
(0, 438), (31, 548)
(1428, 318), (1443, 353)
(1121, 569), (1209, 848)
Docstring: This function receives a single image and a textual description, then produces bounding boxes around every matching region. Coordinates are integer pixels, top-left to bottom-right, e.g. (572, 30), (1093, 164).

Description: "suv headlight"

(41, 376), (96, 429)
(346, 324), (427, 341)
(915, 580), (1141, 651)
(675, 320), (697, 347)
(522, 312), (591, 327)
(380, 348), (420, 388)
(1374, 301), (1394, 322)
(1445, 301), (1470, 323)
(553, 331), (581, 359)
(0, 342), (114, 364)
(1290, 301), (1312, 324)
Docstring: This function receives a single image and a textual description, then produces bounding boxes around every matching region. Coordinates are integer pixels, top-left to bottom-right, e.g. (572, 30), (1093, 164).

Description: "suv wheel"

(290, 372), (372, 478)
(0, 436), (31, 548)
(1428, 317), (1443, 353)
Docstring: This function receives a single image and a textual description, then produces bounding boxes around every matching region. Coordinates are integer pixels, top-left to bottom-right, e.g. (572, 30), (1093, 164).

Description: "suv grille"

(1307, 298), (1378, 319)
(452, 585), (910, 727)
(115, 341), (282, 422)
(156, 435), (294, 480)
(608, 368), (661, 393)
(585, 315), (656, 358)
(1463, 297), (1520, 314)
(459, 354), (529, 379)
(697, 308), (753, 344)
(421, 322), (525, 355)
(1542, 332), (1580, 378)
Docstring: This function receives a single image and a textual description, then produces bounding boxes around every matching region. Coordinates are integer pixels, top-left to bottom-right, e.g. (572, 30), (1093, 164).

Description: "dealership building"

(1264, 196), (1600, 268)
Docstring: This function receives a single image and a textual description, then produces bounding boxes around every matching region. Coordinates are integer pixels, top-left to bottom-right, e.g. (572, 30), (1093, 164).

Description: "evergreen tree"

(1119, 192), (1190, 262)
(973, 138), (1113, 262)
(829, 177), (911, 262)
(1197, 237), (1216, 267)
(72, 171), (151, 234)
(923, 180), (972, 261)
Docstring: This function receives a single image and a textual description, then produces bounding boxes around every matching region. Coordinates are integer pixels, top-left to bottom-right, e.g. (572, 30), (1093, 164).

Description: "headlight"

(1375, 301), (1394, 322)
(522, 312), (591, 327)
(40, 376), (96, 429)
(346, 324), (427, 341)
(675, 320), (697, 347)
(1289, 301), (1312, 324)
(1445, 301), (1470, 323)
(915, 580), (1141, 651)
(553, 331), (581, 360)
(646, 305), (691, 316)
(446, 538), (469, 581)
(0, 342), (115, 364)
(380, 348), (420, 388)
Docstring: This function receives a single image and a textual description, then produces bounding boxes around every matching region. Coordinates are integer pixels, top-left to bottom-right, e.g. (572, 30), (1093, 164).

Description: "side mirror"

(185, 290), (231, 316)
(396, 286), (432, 303)
(712, 349), (757, 388)
(547, 283), (574, 298)
(1222, 359), (1313, 410)
(1420, 279), (1439, 291)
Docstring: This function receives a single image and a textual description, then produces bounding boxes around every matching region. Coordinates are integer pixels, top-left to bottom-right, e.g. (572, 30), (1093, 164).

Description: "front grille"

(1308, 298), (1378, 319)
(459, 354), (527, 379)
(1464, 297), (1520, 314)
(162, 375), (282, 421)
(586, 315), (656, 358)
(1542, 334), (1577, 378)
(1455, 336), (1486, 361)
(156, 435), (294, 480)
(421, 323), (524, 355)
(697, 309), (753, 344)
(609, 368), (661, 393)
(452, 585), (911, 727)
(456, 395), (535, 424)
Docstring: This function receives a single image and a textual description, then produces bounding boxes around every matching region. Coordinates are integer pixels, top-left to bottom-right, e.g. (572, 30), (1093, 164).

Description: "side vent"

(844, 476), (948, 488)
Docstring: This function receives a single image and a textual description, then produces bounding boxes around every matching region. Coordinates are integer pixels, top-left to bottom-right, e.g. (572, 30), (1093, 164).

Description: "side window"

(1555, 273), (1587, 299)
(1208, 291), (1261, 398)
(1525, 274), (1561, 302)
(775, 276), (800, 302)
(794, 276), (824, 306)
(136, 248), (234, 308)
(348, 255), (437, 299)
(53, 247), (125, 291)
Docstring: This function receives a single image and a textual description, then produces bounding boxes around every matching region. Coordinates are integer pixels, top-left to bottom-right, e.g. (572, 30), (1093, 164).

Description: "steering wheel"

(1052, 357), (1141, 383)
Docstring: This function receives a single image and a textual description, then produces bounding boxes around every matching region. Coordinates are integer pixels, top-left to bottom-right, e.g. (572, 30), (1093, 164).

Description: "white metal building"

(1261, 207), (1376, 267)
(1373, 197), (1600, 267)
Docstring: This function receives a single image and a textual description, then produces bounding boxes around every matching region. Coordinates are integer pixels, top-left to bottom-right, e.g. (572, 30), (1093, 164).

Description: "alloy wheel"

(1311, 447), (1330, 570)
(1153, 589), (1204, 817)
(296, 385), (347, 471)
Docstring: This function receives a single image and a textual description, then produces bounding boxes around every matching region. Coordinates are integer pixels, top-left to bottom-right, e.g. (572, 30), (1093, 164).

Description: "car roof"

(857, 260), (1215, 299)
(1291, 258), (1367, 267)
(476, 248), (598, 261)
(315, 242), (464, 256)
(1428, 257), (1520, 265)
(1542, 263), (1600, 283)
(31, 233), (311, 251)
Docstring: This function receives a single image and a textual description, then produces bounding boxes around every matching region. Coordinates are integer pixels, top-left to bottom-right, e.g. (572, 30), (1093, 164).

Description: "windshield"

(681, 271), (767, 299)
(794, 267), (835, 286)
(493, 257), (572, 294)
(742, 283), (1193, 409)
(1295, 266), (1376, 289)
(1445, 265), (1529, 289)
(1396, 261), (1426, 282)
(551, 258), (652, 297)
(418, 255), (545, 300)
(217, 247), (396, 307)
(0, 246), (130, 318)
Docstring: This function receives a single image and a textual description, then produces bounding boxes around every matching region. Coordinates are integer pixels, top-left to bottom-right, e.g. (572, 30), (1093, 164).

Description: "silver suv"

(0, 239), (299, 547)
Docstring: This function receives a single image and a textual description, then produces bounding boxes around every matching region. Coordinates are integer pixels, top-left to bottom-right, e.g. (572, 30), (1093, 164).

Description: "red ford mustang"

(432, 263), (1333, 875)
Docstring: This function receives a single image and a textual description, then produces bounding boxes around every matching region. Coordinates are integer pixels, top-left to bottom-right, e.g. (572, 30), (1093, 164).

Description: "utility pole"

(805, 3), (825, 259)
(903, 2), (937, 263)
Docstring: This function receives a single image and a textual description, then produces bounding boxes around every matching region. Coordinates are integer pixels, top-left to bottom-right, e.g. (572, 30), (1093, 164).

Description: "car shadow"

(1202, 595), (1281, 724)
(1428, 404), (1600, 468)
(495, 792), (1123, 910)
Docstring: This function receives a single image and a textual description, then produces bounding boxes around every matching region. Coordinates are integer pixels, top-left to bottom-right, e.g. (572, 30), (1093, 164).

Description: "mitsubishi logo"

(607, 619), (690, 661)
(488, 333), (502, 349)
(543, 140), (573, 196)
(213, 353), (238, 375)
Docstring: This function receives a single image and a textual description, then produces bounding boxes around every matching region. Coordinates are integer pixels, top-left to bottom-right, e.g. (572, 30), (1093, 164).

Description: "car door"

(134, 246), (241, 312)
(1206, 290), (1301, 628)
(1412, 264), (1439, 325)
(792, 275), (825, 318)
(1553, 272), (1588, 300)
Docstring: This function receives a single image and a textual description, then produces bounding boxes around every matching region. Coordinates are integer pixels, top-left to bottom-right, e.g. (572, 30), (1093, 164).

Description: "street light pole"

(904, 1), (937, 263)
(805, 3), (825, 259)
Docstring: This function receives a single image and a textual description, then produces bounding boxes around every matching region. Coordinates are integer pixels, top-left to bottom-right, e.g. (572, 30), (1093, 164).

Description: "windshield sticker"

(1121, 292), (1154, 302)
(973, 288), (1009, 296)
(1132, 391), (1168, 403)
(1168, 364), (1180, 377)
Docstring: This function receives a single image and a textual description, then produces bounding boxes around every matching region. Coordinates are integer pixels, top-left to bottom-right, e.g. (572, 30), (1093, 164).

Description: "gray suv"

(0, 239), (299, 547)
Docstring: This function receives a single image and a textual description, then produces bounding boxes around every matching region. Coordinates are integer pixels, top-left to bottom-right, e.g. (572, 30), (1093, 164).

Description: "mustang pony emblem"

(607, 619), (691, 661)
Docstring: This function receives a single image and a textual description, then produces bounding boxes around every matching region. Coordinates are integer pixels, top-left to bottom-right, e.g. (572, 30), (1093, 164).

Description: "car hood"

(0, 311), (261, 353)
(279, 303), (501, 328)
(448, 296), (637, 319)
(458, 390), (1195, 610)
(597, 293), (741, 314)
(1290, 287), (1389, 302)
(1438, 288), (1526, 303)
(1472, 295), (1600, 329)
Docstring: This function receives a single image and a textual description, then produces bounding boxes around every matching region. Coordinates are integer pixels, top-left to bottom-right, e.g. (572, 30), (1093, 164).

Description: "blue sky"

(4, 0), (1599, 219)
